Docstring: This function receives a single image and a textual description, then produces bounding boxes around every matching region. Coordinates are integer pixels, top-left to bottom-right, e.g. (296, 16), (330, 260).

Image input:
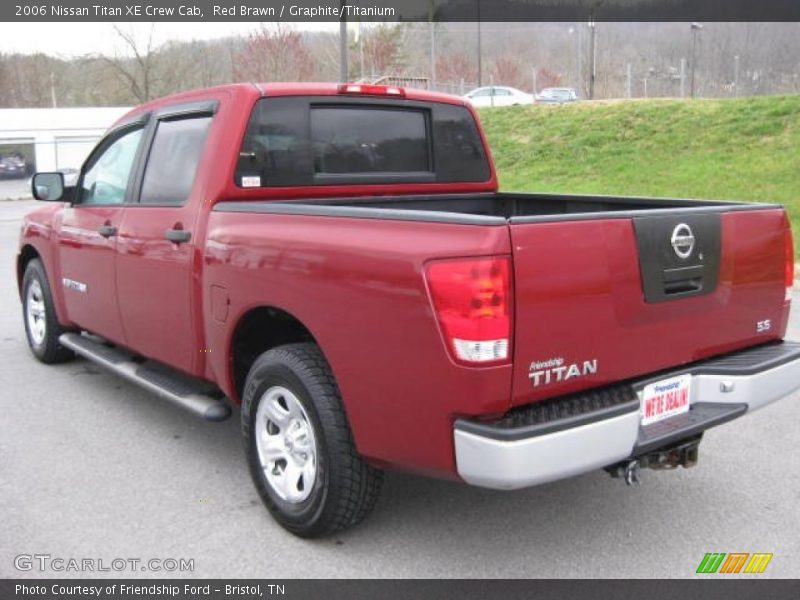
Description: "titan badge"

(529, 357), (598, 387)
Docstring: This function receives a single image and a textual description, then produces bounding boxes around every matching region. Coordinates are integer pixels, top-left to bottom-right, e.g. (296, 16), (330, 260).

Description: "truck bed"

(216, 192), (778, 225)
(213, 191), (790, 412)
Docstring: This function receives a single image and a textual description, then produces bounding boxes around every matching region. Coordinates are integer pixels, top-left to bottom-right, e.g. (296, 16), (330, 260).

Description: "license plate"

(640, 373), (692, 426)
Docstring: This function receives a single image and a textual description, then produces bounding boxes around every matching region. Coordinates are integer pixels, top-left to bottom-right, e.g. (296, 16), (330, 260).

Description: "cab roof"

(114, 82), (470, 128)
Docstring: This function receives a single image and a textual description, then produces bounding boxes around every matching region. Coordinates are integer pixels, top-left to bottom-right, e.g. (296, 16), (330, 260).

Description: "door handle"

(97, 224), (117, 238)
(165, 228), (192, 244)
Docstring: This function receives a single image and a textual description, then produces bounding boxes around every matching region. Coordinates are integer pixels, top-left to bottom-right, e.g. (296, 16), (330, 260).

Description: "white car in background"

(464, 86), (534, 107)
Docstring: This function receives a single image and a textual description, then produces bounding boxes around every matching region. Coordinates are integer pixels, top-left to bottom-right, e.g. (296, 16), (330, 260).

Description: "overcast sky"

(0, 22), (341, 57)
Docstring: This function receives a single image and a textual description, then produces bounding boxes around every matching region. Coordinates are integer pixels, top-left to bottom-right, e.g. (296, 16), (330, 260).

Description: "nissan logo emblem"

(671, 223), (695, 259)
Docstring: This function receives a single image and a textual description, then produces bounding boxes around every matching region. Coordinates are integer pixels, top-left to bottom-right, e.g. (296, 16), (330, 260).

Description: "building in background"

(0, 107), (130, 173)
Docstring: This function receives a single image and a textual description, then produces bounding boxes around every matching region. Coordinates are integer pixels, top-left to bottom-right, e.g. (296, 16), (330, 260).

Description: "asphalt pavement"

(0, 179), (30, 201)
(1, 199), (799, 579)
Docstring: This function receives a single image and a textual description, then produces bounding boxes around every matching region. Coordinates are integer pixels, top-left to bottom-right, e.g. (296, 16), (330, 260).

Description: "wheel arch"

(17, 244), (41, 298)
(228, 305), (322, 403)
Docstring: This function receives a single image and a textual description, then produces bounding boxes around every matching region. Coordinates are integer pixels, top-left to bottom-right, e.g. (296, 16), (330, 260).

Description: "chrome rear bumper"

(455, 341), (800, 490)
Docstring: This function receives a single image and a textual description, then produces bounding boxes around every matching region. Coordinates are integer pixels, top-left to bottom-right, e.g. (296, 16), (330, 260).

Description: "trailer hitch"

(606, 435), (702, 486)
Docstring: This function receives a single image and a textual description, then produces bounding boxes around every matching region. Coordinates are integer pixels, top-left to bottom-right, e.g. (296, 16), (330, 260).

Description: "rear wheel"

(242, 343), (383, 537)
(22, 259), (73, 364)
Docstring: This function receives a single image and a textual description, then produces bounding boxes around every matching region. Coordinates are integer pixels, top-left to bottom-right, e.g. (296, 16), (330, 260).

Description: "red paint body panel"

(115, 205), (198, 372)
(16, 83), (794, 482)
(509, 210), (790, 406)
(203, 213), (513, 478)
(18, 203), (73, 329)
(58, 205), (127, 344)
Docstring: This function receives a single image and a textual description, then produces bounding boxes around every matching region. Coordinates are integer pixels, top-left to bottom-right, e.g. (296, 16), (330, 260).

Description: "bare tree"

(103, 24), (158, 102)
(3, 22), (800, 108)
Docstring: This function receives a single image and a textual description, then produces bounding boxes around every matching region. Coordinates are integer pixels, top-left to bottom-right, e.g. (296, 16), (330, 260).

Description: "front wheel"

(242, 343), (383, 537)
(22, 259), (73, 364)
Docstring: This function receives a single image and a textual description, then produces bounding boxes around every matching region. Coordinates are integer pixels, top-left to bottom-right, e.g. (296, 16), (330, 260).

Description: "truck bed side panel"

(204, 211), (513, 479)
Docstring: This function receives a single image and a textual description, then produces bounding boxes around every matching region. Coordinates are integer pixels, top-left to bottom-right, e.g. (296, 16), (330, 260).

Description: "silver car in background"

(464, 86), (535, 107)
(536, 88), (579, 104)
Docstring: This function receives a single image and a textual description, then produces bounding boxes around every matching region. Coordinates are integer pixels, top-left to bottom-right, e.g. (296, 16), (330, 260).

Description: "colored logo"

(696, 552), (773, 574)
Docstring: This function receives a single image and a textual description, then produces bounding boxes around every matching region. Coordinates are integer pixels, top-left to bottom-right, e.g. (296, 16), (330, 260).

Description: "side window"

(140, 116), (212, 205)
(79, 128), (143, 205)
(432, 103), (490, 182)
(236, 97), (311, 187)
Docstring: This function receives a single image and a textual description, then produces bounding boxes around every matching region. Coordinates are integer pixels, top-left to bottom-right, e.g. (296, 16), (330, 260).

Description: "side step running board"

(59, 333), (231, 422)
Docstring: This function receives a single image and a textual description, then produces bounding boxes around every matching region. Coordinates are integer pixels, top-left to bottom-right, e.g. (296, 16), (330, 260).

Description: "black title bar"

(2, 579), (800, 600)
(3, 0), (800, 22)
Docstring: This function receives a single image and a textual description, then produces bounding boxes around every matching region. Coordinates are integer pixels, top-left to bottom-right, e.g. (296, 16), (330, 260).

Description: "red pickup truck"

(18, 83), (800, 537)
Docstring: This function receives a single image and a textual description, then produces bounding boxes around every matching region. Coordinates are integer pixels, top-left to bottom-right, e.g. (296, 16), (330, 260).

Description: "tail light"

(785, 223), (794, 302)
(425, 256), (513, 365)
(337, 84), (405, 97)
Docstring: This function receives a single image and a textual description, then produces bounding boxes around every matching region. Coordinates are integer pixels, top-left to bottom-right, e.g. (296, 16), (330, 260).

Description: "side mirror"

(32, 172), (65, 202)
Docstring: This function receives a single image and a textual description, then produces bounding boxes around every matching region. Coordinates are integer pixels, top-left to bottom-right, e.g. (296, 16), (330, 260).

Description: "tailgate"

(509, 208), (791, 406)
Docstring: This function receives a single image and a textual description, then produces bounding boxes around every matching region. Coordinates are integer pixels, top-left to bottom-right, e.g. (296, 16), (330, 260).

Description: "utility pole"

(588, 19), (596, 100)
(577, 24), (583, 96)
(532, 66), (537, 95)
(49, 72), (57, 108)
(339, 0), (348, 83)
(643, 77), (648, 98)
(476, 1), (482, 87)
(359, 24), (365, 80)
(626, 63), (631, 98)
(569, 25), (581, 93)
(733, 54), (740, 96)
(429, 1), (436, 90)
(690, 22), (703, 99)
(680, 57), (686, 98)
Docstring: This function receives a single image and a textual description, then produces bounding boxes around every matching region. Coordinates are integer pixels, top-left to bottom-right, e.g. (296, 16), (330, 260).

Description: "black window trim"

(154, 99), (219, 121)
(235, 95), (490, 189)
(129, 101), (217, 208)
(72, 113), (150, 207)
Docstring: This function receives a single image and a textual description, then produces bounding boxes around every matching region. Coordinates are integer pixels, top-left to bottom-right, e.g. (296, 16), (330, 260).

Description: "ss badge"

(756, 319), (772, 333)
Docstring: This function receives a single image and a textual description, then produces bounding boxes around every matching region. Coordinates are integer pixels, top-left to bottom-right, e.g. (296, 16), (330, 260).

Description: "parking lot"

(0, 179), (29, 201)
(0, 198), (798, 579)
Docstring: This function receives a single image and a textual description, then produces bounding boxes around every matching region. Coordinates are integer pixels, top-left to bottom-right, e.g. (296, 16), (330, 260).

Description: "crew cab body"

(18, 83), (799, 529)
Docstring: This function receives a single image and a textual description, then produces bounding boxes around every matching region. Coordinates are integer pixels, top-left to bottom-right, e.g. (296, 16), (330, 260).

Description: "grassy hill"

(478, 95), (800, 252)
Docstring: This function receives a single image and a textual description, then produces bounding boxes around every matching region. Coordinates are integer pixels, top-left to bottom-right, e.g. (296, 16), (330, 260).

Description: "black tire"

(242, 343), (383, 538)
(21, 259), (73, 364)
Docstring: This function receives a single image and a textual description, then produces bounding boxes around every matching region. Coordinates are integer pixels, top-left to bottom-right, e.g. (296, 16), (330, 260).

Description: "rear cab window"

(311, 107), (430, 176)
(235, 96), (490, 188)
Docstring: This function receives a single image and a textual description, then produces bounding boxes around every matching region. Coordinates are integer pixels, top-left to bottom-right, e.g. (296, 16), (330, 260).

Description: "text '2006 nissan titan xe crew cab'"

(18, 83), (800, 537)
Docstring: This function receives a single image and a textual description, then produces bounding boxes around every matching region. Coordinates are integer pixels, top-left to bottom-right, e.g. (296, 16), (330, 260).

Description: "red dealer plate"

(640, 373), (692, 426)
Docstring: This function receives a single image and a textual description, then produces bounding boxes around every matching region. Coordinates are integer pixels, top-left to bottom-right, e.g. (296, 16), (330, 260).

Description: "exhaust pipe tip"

(605, 459), (642, 486)
(624, 460), (641, 486)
